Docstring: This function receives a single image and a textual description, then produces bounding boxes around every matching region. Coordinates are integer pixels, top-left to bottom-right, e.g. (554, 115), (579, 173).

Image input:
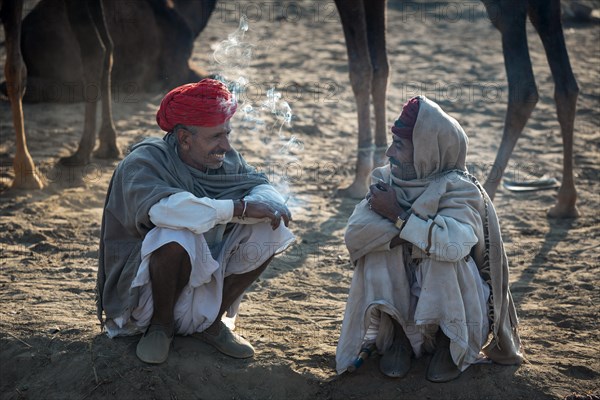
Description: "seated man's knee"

(258, 255), (274, 272)
(151, 242), (187, 264)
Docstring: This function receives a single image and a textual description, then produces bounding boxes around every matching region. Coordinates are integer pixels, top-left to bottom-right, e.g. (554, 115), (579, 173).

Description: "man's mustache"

(389, 158), (401, 167)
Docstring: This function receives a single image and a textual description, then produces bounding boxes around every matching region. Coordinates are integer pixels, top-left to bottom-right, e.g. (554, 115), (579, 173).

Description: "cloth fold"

(106, 223), (294, 337)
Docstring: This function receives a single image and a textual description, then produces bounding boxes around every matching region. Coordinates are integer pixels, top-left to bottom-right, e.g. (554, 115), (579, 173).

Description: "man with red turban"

(97, 79), (294, 364)
(336, 96), (522, 382)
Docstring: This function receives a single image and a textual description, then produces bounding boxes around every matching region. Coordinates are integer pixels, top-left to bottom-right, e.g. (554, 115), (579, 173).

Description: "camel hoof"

(94, 144), (121, 160)
(547, 203), (580, 219)
(336, 182), (368, 199)
(59, 153), (90, 167)
(10, 174), (45, 190)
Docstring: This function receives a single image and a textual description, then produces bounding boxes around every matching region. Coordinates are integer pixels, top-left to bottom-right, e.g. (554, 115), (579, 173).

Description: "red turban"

(391, 97), (420, 140)
(156, 78), (237, 131)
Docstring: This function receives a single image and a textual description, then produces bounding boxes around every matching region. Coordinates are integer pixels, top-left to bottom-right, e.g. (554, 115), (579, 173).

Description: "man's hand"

(366, 181), (405, 223)
(244, 201), (292, 230)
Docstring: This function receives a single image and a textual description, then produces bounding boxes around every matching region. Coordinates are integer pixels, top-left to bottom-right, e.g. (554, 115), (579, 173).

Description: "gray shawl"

(96, 133), (269, 323)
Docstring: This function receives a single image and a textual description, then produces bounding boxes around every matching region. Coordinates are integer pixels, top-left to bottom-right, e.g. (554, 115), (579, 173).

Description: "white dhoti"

(105, 222), (294, 337)
(336, 246), (490, 374)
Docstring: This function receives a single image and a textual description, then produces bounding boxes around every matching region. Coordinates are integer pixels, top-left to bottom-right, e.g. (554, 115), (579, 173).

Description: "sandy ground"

(1, 1), (599, 399)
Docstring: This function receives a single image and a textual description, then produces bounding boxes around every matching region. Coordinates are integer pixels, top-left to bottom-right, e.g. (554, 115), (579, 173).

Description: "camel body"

(18, 0), (216, 102)
(2, 0), (579, 217)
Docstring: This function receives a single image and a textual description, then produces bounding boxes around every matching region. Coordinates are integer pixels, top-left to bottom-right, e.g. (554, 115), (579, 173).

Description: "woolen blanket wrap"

(96, 133), (268, 323)
(339, 96), (522, 372)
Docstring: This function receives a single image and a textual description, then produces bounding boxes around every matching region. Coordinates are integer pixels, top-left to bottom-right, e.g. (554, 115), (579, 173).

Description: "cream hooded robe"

(336, 96), (523, 374)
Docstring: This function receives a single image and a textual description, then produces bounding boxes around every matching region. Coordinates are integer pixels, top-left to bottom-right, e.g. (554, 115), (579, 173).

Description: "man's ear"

(176, 127), (190, 147)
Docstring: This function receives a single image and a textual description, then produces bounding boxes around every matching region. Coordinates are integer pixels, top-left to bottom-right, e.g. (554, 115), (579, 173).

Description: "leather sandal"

(136, 324), (174, 364)
(426, 331), (461, 382)
(193, 321), (254, 359)
(379, 320), (412, 378)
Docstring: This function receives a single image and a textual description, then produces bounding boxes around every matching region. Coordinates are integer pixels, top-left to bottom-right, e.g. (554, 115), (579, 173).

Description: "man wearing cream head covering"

(337, 96), (522, 382)
(97, 79), (295, 364)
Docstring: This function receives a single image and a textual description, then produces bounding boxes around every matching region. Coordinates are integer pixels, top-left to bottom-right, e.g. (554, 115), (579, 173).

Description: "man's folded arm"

(148, 192), (234, 234)
(243, 183), (285, 206)
(230, 183), (288, 224)
(399, 214), (478, 262)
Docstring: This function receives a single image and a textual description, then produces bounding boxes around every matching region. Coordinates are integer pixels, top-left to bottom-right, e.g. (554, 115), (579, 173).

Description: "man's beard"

(389, 158), (401, 167)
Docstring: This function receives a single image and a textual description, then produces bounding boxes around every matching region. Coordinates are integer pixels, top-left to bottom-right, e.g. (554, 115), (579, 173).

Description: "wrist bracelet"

(241, 198), (247, 220)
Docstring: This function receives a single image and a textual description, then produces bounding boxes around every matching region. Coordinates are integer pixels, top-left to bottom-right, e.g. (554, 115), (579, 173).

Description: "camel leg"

(365, 0), (390, 168)
(59, 0), (105, 166)
(529, 0), (579, 218)
(335, 0), (373, 199)
(88, 0), (120, 160)
(482, 2), (538, 199)
(2, 0), (44, 189)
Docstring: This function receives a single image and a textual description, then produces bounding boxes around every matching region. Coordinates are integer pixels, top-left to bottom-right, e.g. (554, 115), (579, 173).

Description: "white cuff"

(215, 199), (235, 223)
